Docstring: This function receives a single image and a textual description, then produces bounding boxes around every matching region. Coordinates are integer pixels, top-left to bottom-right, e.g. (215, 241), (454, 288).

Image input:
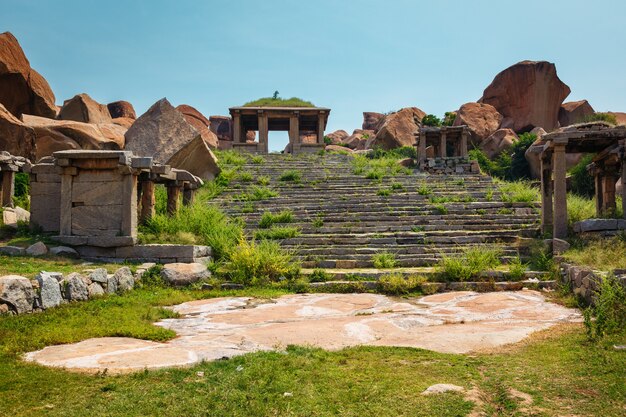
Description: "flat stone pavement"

(25, 291), (581, 374)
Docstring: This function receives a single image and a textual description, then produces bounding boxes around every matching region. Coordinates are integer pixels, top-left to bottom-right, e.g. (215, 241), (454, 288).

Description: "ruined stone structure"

(415, 126), (476, 173)
(528, 123), (626, 239)
(0, 153), (30, 207)
(228, 106), (330, 154)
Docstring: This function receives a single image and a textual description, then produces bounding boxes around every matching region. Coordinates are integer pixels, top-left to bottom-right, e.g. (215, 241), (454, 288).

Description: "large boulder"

(480, 128), (518, 158)
(325, 130), (349, 145)
(0, 103), (36, 159)
(480, 60), (571, 132)
(362, 112), (386, 132)
(57, 93), (113, 124)
(607, 112), (626, 126)
(371, 107), (426, 149)
(345, 129), (375, 150)
(0, 275), (34, 314)
(22, 114), (125, 160)
(453, 102), (503, 146)
(209, 116), (232, 141)
(559, 100), (595, 127)
(125, 98), (220, 180)
(161, 263), (210, 286)
(176, 104), (218, 149)
(0, 32), (56, 119)
(107, 100), (136, 119)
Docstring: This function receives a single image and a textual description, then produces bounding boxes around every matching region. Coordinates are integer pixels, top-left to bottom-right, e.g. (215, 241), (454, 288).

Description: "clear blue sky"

(3, 0), (626, 151)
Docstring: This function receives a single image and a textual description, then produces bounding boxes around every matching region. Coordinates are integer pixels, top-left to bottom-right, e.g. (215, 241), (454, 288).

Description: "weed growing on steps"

(311, 214), (324, 228)
(279, 169), (302, 182)
(234, 186), (278, 202)
(507, 256), (528, 280)
(215, 150), (247, 167)
(351, 147), (414, 179)
(417, 185), (432, 196)
(432, 204), (448, 215)
(378, 273), (426, 295)
(497, 180), (539, 203)
(377, 188), (392, 197)
(372, 252), (397, 269)
(438, 247), (502, 281)
(250, 155), (265, 164)
(239, 171), (253, 182)
(308, 268), (332, 283)
(254, 226), (301, 240)
(256, 176), (270, 186)
(390, 182), (403, 191)
(258, 210), (294, 228)
(583, 274), (626, 340)
(223, 239), (300, 286)
(429, 195), (474, 204)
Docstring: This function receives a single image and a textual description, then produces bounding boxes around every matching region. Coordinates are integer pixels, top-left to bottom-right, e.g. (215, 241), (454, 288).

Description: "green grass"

(497, 180), (539, 203)
(567, 193), (624, 226)
(234, 186), (279, 202)
(279, 169), (302, 183)
(250, 155), (265, 164)
(254, 226), (301, 240)
(222, 239), (299, 285)
(0, 255), (125, 279)
(258, 210), (294, 228)
(564, 236), (626, 272)
(438, 247), (502, 281)
(376, 188), (392, 197)
(243, 97), (315, 107)
(351, 152), (412, 180)
(432, 204), (448, 215)
(372, 252), (397, 269)
(377, 273), (425, 295)
(0, 288), (624, 416)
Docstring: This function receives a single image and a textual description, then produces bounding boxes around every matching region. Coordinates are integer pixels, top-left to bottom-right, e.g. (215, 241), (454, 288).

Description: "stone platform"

(24, 291), (580, 374)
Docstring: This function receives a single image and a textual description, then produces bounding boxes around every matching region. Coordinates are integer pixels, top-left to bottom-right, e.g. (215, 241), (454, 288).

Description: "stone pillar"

(166, 184), (181, 215)
(540, 152), (553, 235)
(59, 169), (75, 236)
(601, 168), (618, 216)
(460, 130), (469, 158)
(439, 131), (447, 158)
(552, 144), (568, 239)
(317, 113), (326, 144)
(594, 169), (604, 216)
(121, 172), (137, 238)
(183, 186), (195, 206)
(289, 113), (300, 145)
(622, 159), (626, 220)
(418, 131), (426, 167)
(139, 180), (155, 223)
(0, 171), (15, 207)
(232, 113), (242, 143)
(258, 113), (268, 153)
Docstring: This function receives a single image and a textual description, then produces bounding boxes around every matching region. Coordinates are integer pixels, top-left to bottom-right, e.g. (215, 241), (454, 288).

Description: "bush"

(569, 154), (595, 198)
(507, 257), (527, 280)
(421, 114), (442, 127)
(564, 236), (626, 272)
(215, 150), (247, 167)
(140, 204), (243, 261)
(224, 239), (300, 286)
(279, 170), (302, 182)
(438, 247), (501, 281)
(377, 188), (391, 197)
(567, 193), (596, 225)
(378, 274), (424, 295)
(250, 155), (265, 164)
(254, 226), (300, 240)
(372, 252), (397, 269)
(583, 112), (618, 125)
(584, 274), (626, 340)
(498, 180), (539, 203)
(258, 210), (294, 228)
(442, 112), (456, 126)
(308, 268), (331, 283)
(469, 133), (536, 181)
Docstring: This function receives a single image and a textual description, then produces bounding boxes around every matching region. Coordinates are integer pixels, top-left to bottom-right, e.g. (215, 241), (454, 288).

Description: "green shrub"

(243, 97), (314, 107)
(442, 111), (456, 126)
(469, 133), (536, 181)
(224, 239), (300, 286)
(438, 247), (501, 281)
(140, 204), (243, 261)
(308, 268), (331, 283)
(582, 112), (618, 125)
(323, 136), (332, 145)
(215, 150), (247, 167)
(312, 215), (324, 228)
(279, 170), (302, 182)
(372, 252), (397, 269)
(254, 226), (301, 240)
(432, 204), (448, 215)
(529, 242), (554, 271)
(498, 181), (539, 203)
(257, 176), (270, 186)
(235, 186), (278, 201)
(584, 274), (626, 340)
(377, 188), (391, 197)
(507, 257), (527, 280)
(390, 182), (403, 190)
(378, 274), (425, 295)
(239, 171), (253, 182)
(250, 155), (265, 164)
(258, 210), (294, 228)
(417, 185), (432, 196)
(421, 114), (442, 127)
(564, 236), (626, 272)
(567, 193), (596, 225)
(569, 154), (595, 198)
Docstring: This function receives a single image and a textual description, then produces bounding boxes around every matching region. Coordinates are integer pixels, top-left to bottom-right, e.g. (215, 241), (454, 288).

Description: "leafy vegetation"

(243, 97), (315, 108)
(583, 274), (626, 340)
(279, 169), (302, 182)
(258, 210), (294, 228)
(497, 180), (539, 203)
(351, 148), (413, 180)
(421, 114), (442, 127)
(253, 226), (301, 240)
(568, 154), (595, 198)
(582, 112), (618, 125)
(438, 247), (502, 281)
(469, 133), (536, 181)
(223, 239), (300, 285)
(564, 236), (626, 271)
(377, 273), (425, 295)
(372, 252), (397, 269)
(234, 186), (279, 201)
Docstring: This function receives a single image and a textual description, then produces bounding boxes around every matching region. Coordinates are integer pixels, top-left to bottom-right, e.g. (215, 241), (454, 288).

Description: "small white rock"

(283, 392), (293, 397)
(236, 365), (244, 372)
(421, 384), (465, 395)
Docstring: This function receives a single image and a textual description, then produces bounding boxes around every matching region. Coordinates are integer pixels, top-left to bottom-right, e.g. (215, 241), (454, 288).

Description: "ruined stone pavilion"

(228, 106), (330, 153)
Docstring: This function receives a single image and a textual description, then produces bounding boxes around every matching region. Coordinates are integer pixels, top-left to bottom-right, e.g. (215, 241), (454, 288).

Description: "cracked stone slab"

(24, 291), (581, 374)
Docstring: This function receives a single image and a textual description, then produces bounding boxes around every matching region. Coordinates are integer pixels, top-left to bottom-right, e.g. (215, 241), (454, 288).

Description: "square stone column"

(0, 171), (15, 207)
(139, 180), (155, 223)
(439, 131), (447, 158)
(317, 112), (326, 145)
(540, 152), (553, 234)
(232, 113), (242, 143)
(601, 168), (618, 216)
(594, 170), (604, 217)
(258, 112), (269, 153)
(418, 131), (426, 167)
(289, 113), (300, 145)
(552, 144), (568, 239)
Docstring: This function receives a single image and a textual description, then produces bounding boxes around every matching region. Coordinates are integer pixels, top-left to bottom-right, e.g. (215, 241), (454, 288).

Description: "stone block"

(0, 275), (34, 314)
(89, 268), (109, 284)
(88, 282), (105, 297)
(62, 273), (89, 301)
(71, 181), (123, 206)
(114, 267), (135, 293)
(25, 241), (48, 256)
(49, 246), (79, 258)
(161, 263), (210, 286)
(578, 219), (618, 232)
(0, 246), (25, 256)
(71, 205), (122, 233)
(36, 272), (63, 309)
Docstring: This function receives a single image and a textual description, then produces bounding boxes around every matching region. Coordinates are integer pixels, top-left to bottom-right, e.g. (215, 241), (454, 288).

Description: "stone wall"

(559, 262), (626, 305)
(29, 162), (61, 232)
(572, 218), (626, 238)
(422, 157), (480, 175)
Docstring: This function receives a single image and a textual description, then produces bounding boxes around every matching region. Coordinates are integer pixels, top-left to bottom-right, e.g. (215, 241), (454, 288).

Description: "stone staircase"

(211, 153), (541, 280)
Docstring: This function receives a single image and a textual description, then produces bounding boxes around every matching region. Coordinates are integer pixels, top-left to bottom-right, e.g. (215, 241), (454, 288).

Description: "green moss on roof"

(243, 97), (315, 107)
